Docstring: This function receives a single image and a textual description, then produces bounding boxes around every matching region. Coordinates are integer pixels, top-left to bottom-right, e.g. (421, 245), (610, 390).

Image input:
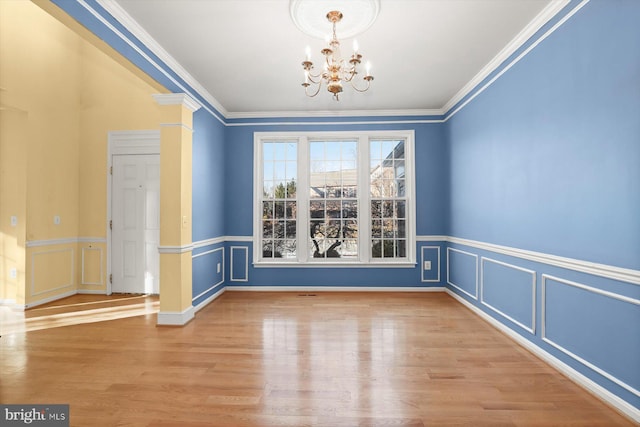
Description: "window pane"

(343, 201), (357, 218)
(310, 200), (325, 218)
(286, 179), (297, 198)
(263, 143), (274, 161)
(286, 220), (297, 239)
(326, 201), (340, 218)
(274, 221), (285, 239)
(371, 239), (383, 258)
(383, 219), (395, 238)
(382, 201), (393, 218)
(310, 220), (324, 238)
(263, 182), (274, 199)
(274, 143), (286, 160)
(262, 220), (273, 238)
(286, 161), (297, 181)
(397, 220), (406, 238)
(396, 240), (407, 257)
(261, 141), (297, 259)
(283, 240), (296, 259)
(310, 143), (324, 160)
(369, 139), (408, 260)
(308, 140), (359, 260)
(395, 160), (405, 178)
(371, 220), (382, 238)
(274, 201), (285, 219)
(286, 201), (296, 219)
(344, 220), (358, 238)
(263, 163), (274, 182)
(397, 179), (406, 197)
(286, 142), (297, 159)
(272, 240), (285, 258)
(262, 201), (273, 219)
(396, 201), (406, 218)
(382, 141), (396, 159)
(371, 200), (381, 218)
(262, 240), (275, 257)
(384, 241), (395, 258)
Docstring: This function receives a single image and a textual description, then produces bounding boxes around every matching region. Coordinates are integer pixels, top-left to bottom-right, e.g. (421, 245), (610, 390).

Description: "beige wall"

(0, 0), (166, 307)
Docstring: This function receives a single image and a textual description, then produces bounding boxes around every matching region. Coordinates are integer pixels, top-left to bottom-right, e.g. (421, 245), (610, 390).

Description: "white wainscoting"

(480, 256), (536, 334)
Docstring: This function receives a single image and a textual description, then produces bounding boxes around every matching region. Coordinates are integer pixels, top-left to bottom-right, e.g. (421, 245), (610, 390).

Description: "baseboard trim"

(446, 289), (640, 424)
(157, 306), (195, 326)
(20, 290), (78, 311)
(194, 287), (226, 313)
(225, 286), (447, 292)
(77, 289), (108, 295)
(0, 299), (17, 306)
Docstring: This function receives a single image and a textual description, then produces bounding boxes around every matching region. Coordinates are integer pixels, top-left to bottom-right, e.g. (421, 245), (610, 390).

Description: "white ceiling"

(109, 0), (560, 117)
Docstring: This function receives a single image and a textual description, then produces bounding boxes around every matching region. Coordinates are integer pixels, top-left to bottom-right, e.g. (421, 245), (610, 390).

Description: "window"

(254, 131), (415, 266)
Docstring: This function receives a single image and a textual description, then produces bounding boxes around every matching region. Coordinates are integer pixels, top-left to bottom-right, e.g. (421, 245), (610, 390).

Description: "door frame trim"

(107, 130), (161, 295)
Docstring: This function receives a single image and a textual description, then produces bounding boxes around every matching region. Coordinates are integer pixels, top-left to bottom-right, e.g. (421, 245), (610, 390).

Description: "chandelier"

(301, 11), (374, 101)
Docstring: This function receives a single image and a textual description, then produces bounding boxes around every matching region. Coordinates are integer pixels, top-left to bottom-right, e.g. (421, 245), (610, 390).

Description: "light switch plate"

(423, 260), (432, 270)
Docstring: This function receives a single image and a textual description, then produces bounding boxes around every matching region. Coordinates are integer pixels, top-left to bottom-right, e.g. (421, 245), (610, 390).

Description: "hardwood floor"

(0, 292), (634, 426)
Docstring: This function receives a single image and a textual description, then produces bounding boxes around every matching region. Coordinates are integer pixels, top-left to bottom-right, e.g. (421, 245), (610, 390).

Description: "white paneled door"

(111, 154), (160, 294)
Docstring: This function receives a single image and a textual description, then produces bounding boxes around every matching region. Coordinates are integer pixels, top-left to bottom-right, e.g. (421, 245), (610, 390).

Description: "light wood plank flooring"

(0, 292), (634, 426)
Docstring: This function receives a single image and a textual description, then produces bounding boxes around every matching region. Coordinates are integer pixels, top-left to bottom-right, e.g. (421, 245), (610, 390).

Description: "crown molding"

(441, 0), (572, 115)
(93, 0), (579, 122)
(94, 0), (228, 117)
(226, 108), (445, 120)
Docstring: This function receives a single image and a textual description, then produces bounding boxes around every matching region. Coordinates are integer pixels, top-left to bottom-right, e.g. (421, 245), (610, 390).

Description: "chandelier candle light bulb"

(300, 10), (374, 100)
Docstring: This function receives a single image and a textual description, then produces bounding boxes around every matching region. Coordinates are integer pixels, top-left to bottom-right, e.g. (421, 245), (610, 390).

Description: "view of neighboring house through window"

(370, 139), (406, 258)
(309, 140), (358, 259)
(254, 131), (415, 265)
(261, 141), (297, 259)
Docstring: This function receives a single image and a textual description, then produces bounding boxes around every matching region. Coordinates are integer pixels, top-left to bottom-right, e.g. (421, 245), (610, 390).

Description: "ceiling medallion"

(290, 0), (380, 40)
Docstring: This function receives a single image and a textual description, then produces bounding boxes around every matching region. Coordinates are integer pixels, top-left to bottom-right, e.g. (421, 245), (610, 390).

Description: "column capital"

(152, 93), (201, 112)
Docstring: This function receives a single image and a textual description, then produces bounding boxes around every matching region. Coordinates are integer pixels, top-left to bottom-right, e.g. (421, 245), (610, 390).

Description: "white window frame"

(253, 130), (416, 267)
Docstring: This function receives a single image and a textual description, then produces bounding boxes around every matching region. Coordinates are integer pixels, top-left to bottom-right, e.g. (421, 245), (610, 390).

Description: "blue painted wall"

(445, 0), (640, 410)
(223, 121), (448, 288)
(191, 109), (226, 304)
(447, 0), (640, 270)
(192, 109), (226, 241)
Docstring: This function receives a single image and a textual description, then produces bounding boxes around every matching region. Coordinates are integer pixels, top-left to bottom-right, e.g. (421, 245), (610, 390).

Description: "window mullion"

(253, 134), (263, 263)
(358, 135), (371, 263)
(297, 136), (309, 263)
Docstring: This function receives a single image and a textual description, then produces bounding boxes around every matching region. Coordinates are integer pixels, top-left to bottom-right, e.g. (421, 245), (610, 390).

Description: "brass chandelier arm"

(303, 81), (323, 97)
(350, 76), (374, 93)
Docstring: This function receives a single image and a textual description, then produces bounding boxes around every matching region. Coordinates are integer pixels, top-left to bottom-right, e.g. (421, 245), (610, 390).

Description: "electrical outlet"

(54, 215), (61, 225)
(10, 268), (17, 279)
(423, 260), (432, 270)
(217, 263), (221, 274)
(10, 216), (18, 227)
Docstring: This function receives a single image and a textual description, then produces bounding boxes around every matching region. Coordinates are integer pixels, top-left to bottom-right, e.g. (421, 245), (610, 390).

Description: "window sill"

(253, 261), (417, 268)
